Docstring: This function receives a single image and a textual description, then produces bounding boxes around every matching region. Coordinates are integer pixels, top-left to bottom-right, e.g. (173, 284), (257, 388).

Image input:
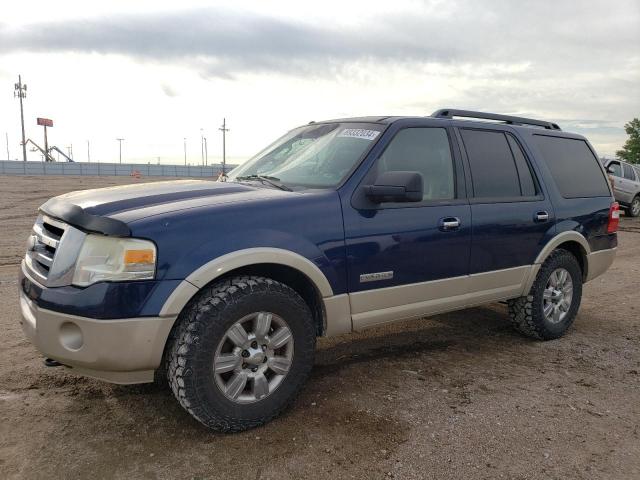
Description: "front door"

(342, 123), (471, 329)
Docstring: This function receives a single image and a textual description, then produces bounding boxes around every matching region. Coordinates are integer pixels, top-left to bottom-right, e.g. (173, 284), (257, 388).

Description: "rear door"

(456, 127), (554, 285)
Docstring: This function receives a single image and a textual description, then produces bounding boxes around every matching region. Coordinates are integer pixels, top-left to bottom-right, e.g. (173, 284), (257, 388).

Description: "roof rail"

(431, 109), (561, 130)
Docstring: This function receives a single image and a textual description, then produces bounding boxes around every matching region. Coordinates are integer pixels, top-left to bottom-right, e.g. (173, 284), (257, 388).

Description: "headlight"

(72, 235), (156, 287)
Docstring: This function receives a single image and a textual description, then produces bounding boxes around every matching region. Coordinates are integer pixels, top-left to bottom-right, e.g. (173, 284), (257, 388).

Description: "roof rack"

(431, 109), (561, 130)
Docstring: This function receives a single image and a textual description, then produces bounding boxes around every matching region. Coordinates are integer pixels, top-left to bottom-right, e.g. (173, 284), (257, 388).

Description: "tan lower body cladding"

(349, 265), (531, 330)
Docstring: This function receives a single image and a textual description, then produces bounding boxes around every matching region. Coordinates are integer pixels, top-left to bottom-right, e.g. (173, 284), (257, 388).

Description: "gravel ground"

(0, 175), (638, 480)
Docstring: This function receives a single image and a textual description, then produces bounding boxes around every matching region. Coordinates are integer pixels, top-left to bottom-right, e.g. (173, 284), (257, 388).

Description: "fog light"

(60, 322), (83, 351)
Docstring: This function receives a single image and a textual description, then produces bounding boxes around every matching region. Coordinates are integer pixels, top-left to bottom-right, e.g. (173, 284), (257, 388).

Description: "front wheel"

(165, 276), (316, 432)
(508, 249), (583, 340)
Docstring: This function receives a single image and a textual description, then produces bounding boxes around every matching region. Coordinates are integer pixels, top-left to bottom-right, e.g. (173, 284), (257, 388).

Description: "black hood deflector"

(40, 198), (131, 236)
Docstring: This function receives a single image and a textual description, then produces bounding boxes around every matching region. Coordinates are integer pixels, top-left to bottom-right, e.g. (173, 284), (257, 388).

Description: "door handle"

(534, 211), (549, 222)
(439, 217), (460, 231)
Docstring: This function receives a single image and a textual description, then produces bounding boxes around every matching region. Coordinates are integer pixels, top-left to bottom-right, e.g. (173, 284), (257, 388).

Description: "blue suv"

(19, 109), (618, 431)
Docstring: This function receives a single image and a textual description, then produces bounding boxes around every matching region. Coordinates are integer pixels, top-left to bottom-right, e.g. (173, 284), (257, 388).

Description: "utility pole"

(183, 137), (187, 165)
(204, 137), (208, 166)
(67, 144), (73, 160)
(14, 75), (27, 162)
(5, 132), (9, 160)
(116, 138), (124, 163)
(219, 118), (229, 177)
(200, 129), (204, 166)
(87, 140), (90, 163)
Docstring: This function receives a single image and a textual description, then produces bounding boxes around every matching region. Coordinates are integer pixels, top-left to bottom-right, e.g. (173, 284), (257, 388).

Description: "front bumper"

(19, 290), (176, 384)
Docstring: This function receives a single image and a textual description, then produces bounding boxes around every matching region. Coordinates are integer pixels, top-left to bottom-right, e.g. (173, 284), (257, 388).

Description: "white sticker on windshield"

(338, 129), (380, 140)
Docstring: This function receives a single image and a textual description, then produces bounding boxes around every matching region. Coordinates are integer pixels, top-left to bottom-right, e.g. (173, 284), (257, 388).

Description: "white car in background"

(604, 159), (640, 217)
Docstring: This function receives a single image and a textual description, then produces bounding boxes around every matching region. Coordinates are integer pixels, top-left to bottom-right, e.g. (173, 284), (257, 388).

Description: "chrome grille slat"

(33, 223), (60, 249)
(42, 215), (67, 232)
(24, 253), (48, 280)
(34, 250), (53, 267)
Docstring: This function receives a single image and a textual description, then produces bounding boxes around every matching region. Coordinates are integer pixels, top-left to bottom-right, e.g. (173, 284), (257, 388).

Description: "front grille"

(25, 215), (68, 282)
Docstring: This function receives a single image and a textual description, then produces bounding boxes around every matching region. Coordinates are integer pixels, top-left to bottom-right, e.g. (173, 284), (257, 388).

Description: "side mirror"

(365, 171), (423, 203)
(606, 166), (615, 174)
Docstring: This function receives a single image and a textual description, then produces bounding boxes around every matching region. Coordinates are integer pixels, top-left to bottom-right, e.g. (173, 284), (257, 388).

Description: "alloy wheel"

(542, 268), (574, 324)
(213, 312), (294, 404)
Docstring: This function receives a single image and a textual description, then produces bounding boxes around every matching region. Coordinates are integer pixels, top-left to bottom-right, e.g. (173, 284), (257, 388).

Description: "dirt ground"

(0, 175), (638, 480)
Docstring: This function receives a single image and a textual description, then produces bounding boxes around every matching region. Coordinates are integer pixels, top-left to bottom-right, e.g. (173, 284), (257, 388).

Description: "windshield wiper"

(235, 175), (292, 191)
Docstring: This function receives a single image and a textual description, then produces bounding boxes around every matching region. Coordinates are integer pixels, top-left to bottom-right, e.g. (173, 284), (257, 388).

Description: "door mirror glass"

(365, 171), (423, 203)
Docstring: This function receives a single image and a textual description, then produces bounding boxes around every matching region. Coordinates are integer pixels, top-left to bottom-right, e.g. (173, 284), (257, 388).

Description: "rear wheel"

(165, 276), (316, 432)
(508, 249), (582, 340)
(628, 196), (640, 217)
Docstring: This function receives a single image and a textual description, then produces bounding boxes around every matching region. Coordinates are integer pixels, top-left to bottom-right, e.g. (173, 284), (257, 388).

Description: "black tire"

(165, 275), (316, 432)
(628, 196), (640, 217)
(508, 249), (583, 340)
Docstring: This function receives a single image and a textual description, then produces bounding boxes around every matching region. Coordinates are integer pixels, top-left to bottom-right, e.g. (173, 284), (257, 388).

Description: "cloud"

(0, 1), (638, 156)
(0, 1), (637, 80)
(160, 83), (177, 97)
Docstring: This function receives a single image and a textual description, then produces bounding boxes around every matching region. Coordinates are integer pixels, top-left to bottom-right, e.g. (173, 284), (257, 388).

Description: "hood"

(40, 179), (290, 236)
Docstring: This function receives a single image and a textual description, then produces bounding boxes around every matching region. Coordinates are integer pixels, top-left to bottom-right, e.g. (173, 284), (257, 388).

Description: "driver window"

(608, 162), (622, 177)
(377, 127), (454, 200)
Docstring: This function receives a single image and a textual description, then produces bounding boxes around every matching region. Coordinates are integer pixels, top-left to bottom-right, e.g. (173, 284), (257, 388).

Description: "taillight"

(607, 202), (620, 233)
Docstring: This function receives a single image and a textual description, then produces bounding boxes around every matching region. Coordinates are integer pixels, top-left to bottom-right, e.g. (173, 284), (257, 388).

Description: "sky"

(0, 0), (639, 165)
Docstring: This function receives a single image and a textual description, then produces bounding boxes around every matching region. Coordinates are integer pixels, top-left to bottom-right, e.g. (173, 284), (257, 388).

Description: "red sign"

(37, 118), (53, 127)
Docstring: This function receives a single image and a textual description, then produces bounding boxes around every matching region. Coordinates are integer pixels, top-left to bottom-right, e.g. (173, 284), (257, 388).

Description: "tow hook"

(43, 358), (63, 367)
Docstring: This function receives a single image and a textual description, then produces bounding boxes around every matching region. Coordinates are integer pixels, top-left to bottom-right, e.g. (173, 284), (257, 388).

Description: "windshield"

(228, 122), (384, 188)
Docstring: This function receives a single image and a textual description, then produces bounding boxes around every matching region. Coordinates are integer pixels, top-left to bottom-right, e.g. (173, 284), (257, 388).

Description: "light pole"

(204, 137), (208, 166)
(14, 75), (27, 162)
(87, 140), (90, 163)
(219, 118), (229, 177)
(183, 137), (187, 165)
(5, 132), (9, 160)
(116, 138), (124, 163)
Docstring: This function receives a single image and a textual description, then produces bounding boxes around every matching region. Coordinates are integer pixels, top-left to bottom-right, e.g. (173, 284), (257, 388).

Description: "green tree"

(617, 118), (640, 164)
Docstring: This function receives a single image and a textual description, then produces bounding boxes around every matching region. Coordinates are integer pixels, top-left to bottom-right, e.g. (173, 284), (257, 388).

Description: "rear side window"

(533, 135), (610, 198)
(623, 163), (637, 181)
(460, 129), (536, 198)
